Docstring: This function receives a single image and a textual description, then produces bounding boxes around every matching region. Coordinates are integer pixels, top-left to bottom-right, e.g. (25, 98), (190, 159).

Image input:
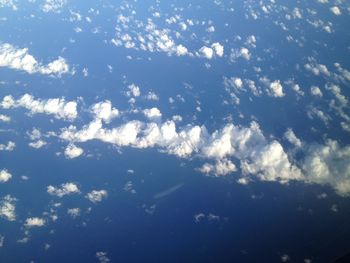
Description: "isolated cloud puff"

(0, 169), (12, 183)
(24, 217), (45, 228)
(85, 190), (108, 203)
(64, 144), (84, 159)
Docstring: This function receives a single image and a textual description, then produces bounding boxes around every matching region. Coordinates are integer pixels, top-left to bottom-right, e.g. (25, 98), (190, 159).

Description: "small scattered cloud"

(64, 144), (84, 159)
(24, 217), (45, 228)
(0, 169), (12, 183)
(47, 182), (80, 197)
(85, 190), (108, 203)
(0, 195), (16, 221)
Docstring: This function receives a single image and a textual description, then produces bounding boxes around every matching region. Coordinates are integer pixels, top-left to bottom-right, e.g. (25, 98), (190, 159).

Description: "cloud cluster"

(0, 94), (77, 121)
(47, 182), (80, 197)
(85, 190), (108, 203)
(302, 140), (350, 196)
(0, 195), (16, 221)
(0, 43), (69, 75)
(0, 141), (15, 151)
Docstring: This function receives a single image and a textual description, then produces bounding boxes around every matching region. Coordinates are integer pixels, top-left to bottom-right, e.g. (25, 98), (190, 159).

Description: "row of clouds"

(1, 92), (350, 196)
(0, 43), (69, 76)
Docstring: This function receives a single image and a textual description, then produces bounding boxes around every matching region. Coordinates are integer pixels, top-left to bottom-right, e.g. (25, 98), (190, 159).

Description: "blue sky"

(1, 0), (350, 262)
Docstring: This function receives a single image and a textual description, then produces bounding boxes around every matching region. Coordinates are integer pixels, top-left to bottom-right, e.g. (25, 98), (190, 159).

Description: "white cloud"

(0, 114), (10, 122)
(199, 46), (214, 59)
(241, 141), (303, 184)
(176, 45), (188, 56)
(146, 91), (159, 101)
(44, 101), (350, 196)
(269, 80), (285, 97)
(211, 42), (224, 57)
(304, 58), (330, 77)
(0, 0), (17, 10)
(29, 140), (47, 149)
(310, 86), (323, 97)
(67, 208), (80, 218)
(198, 159), (236, 176)
(126, 84), (141, 97)
(143, 107), (162, 120)
(24, 217), (45, 228)
(64, 144), (84, 159)
(91, 101), (119, 123)
(284, 129), (302, 147)
(0, 141), (15, 151)
(330, 6), (341, 16)
(41, 0), (66, 13)
(85, 190), (108, 203)
(0, 43), (69, 75)
(0, 195), (16, 221)
(47, 182), (80, 197)
(96, 251), (110, 263)
(240, 47), (251, 60)
(302, 140), (350, 196)
(0, 94), (77, 121)
(0, 169), (12, 183)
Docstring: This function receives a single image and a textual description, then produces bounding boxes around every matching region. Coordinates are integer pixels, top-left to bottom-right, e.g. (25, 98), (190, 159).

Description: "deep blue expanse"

(1, 1), (350, 262)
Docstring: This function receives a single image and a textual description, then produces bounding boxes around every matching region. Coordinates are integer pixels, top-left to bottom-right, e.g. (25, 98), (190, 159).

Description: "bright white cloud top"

(0, 43), (69, 76)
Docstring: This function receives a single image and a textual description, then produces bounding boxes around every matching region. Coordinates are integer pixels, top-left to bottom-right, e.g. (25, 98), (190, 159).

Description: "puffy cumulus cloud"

(0, 169), (12, 183)
(47, 182), (80, 197)
(126, 84), (141, 97)
(241, 141), (303, 183)
(29, 140), (47, 149)
(211, 42), (224, 57)
(330, 6), (341, 16)
(284, 129), (302, 148)
(59, 117), (301, 185)
(199, 46), (214, 59)
(143, 107), (162, 120)
(0, 94), (77, 121)
(198, 159), (236, 177)
(85, 190), (108, 203)
(64, 144), (84, 159)
(91, 101), (119, 123)
(240, 47), (251, 60)
(24, 217), (45, 228)
(310, 86), (323, 97)
(25, 96), (350, 196)
(269, 80), (285, 97)
(0, 141), (15, 151)
(0, 114), (11, 122)
(302, 140), (350, 196)
(0, 43), (69, 76)
(0, 195), (16, 221)
(259, 77), (285, 97)
(304, 58), (330, 77)
(176, 45), (188, 56)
